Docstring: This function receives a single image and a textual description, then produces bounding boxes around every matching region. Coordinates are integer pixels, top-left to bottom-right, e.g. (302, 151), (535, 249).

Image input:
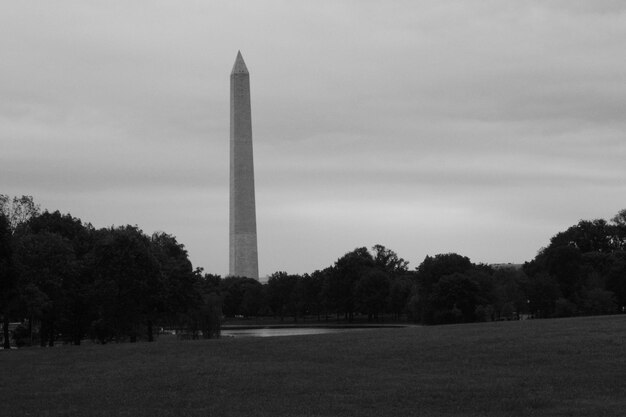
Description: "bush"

(554, 298), (577, 318)
(89, 319), (115, 344)
(474, 305), (494, 322)
(500, 302), (516, 320)
(433, 307), (463, 324)
(12, 324), (31, 347)
(584, 289), (618, 315)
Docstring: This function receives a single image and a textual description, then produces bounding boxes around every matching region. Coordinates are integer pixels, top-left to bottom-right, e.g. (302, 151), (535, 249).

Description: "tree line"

(2, 195), (625, 348)
(204, 209), (626, 325)
(1, 196), (221, 348)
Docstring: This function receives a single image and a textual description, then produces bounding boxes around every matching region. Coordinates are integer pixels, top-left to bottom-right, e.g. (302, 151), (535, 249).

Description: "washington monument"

(229, 51), (259, 279)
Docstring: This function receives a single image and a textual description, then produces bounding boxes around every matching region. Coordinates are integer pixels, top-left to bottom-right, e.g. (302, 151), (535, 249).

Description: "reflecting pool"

(221, 327), (368, 338)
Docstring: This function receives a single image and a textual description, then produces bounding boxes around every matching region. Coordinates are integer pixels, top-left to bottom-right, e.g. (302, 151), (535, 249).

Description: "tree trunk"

(48, 322), (54, 347)
(147, 320), (153, 342)
(40, 321), (47, 347)
(28, 317), (33, 346)
(2, 316), (10, 350)
(73, 316), (82, 345)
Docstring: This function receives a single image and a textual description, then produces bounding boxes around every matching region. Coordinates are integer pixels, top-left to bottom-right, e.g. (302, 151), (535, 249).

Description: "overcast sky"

(2, 1), (625, 278)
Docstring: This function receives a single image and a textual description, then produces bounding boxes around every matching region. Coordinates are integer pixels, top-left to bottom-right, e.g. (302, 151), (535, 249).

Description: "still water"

(221, 327), (365, 338)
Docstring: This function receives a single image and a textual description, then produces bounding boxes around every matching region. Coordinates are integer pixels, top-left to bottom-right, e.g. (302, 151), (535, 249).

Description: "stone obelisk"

(229, 51), (259, 279)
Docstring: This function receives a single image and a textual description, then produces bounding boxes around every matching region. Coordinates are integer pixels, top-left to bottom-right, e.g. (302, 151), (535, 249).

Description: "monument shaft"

(229, 51), (259, 279)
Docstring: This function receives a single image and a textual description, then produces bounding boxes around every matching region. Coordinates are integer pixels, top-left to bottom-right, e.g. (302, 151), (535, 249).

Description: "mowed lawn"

(1, 316), (625, 417)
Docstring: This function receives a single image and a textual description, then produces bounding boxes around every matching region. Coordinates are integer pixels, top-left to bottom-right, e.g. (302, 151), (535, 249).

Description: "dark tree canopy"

(3, 197), (626, 348)
(524, 209), (626, 318)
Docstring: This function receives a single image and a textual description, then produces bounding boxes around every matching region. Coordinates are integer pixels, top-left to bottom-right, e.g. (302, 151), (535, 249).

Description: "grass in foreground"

(1, 315), (625, 416)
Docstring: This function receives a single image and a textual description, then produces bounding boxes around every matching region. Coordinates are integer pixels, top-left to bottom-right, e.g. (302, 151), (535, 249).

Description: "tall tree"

(24, 211), (95, 345)
(267, 272), (299, 321)
(388, 274), (414, 320)
(219, 277), (262, 318)
(524, 209), (626, 315)
(371, 244), (409, 276)
(298, 273), (323, 321)
(150, 232), (196, 336)
(13, 232), (77, 346)
(354, 270), (389, 321)
(312, 268), (333, 321)
(328, 247), (375, 321)
(0, 195), (40, 233)
(414, 253), (474, 324)
(0, 214), (13, 349)
(430, 273), (480, 324)
(90, 226), (162, 342)
(0, 195), (40, 349)
(191, 273), (222, 339)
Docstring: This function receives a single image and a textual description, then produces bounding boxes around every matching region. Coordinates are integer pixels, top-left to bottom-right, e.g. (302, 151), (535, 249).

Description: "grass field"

(1, 315), (625, 416)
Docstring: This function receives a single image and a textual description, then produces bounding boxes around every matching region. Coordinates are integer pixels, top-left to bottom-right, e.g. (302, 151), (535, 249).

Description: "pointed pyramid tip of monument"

(231, 51), (249, 75)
